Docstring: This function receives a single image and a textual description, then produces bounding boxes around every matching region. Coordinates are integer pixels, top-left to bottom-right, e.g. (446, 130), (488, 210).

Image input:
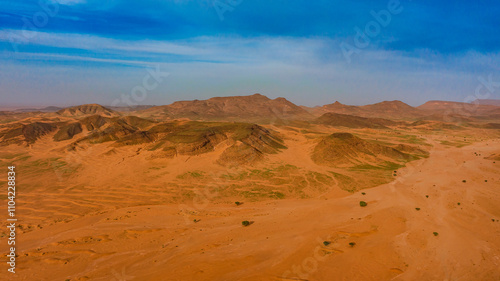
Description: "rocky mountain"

(473, 99), (500, 106)
(140, 94), (313, 122)
(417, 100), (499, 117)
(56, 104), (119, 117)
(314, 112), (400, 129)
(0, 115), (286, 166)
(310, 100), (424, 119)
(311, 132), (414, 167)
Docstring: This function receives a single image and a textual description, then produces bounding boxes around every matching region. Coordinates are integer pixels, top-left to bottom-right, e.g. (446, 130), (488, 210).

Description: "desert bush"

(359, 201), (367, 207)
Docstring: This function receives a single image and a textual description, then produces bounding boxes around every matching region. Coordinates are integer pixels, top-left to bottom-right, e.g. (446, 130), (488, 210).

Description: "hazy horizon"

(2, 2), (500, 280)
(2, 93), (499, 110)
(1, 0), (500, 107)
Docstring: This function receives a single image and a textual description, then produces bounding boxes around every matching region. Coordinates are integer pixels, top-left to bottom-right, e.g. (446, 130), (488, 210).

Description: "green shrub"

(349, 242), (356, 247)
(359, 201), (367, 207)
(415, 208), (420, 211)
(323, 241), (331, 246)
(242, 221), (251, 227)
(433, 232), (439, 236)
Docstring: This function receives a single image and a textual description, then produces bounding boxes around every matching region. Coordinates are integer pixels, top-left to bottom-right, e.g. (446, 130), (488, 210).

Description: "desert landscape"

(3, 0), (500, 280)
(0, 94), (499, 280)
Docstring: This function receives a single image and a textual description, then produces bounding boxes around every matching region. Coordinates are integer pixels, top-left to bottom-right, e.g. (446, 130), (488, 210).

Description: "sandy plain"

(0, 109), (499, 281)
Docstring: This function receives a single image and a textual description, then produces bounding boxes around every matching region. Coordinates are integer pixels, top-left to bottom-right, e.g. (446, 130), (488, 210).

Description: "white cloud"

(2, 29), (499, 107)
(0, 29), (333, 66)
(52, 0), (87, 5)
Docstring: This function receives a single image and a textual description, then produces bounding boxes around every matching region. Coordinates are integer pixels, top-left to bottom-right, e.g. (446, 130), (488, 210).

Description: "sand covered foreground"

(1, 136), (499, 281)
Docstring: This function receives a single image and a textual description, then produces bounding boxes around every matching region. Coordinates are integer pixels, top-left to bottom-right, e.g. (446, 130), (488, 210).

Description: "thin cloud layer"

(0, 0), (499, 106)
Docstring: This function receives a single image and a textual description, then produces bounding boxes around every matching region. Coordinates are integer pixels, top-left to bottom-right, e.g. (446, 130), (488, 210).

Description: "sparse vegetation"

(329, 171), (357, 192)
(177, 171), (205, 179)
(270, 192), (286, 199)
(440, 140), (470, 148)
(3, 92), (500, 281)
(462, 180), (466, 183)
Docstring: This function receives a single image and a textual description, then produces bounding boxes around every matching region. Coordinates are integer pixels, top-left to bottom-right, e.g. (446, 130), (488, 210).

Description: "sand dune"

(1, 136), (498, 280)
(0, 97), (499, 280)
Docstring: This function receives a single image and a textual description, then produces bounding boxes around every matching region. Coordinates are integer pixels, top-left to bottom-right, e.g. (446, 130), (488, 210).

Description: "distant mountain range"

(1, 94), (497, 172)
(305, 100), (424, 119)
(56, 104), (118, 117)
(8, 94), (500, 122)
(139, 93), (313, 122)
(14, 106), (63, 113)
(473, 99), (500, 106)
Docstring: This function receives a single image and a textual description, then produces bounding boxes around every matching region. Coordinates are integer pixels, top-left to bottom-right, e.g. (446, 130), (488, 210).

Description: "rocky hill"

(56, 104), (119, 117)
(314, 112), (399, 129)
(311, 132), (413, 167)
(310, 100), (424, 119)
(140, 94), (313, 122)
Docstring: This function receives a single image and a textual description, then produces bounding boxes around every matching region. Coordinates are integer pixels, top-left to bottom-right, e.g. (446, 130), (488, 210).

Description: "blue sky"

(1, 0), (499, 107)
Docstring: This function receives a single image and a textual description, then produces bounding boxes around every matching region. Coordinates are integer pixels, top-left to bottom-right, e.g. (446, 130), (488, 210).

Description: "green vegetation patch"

(176, 171), (205, 179)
